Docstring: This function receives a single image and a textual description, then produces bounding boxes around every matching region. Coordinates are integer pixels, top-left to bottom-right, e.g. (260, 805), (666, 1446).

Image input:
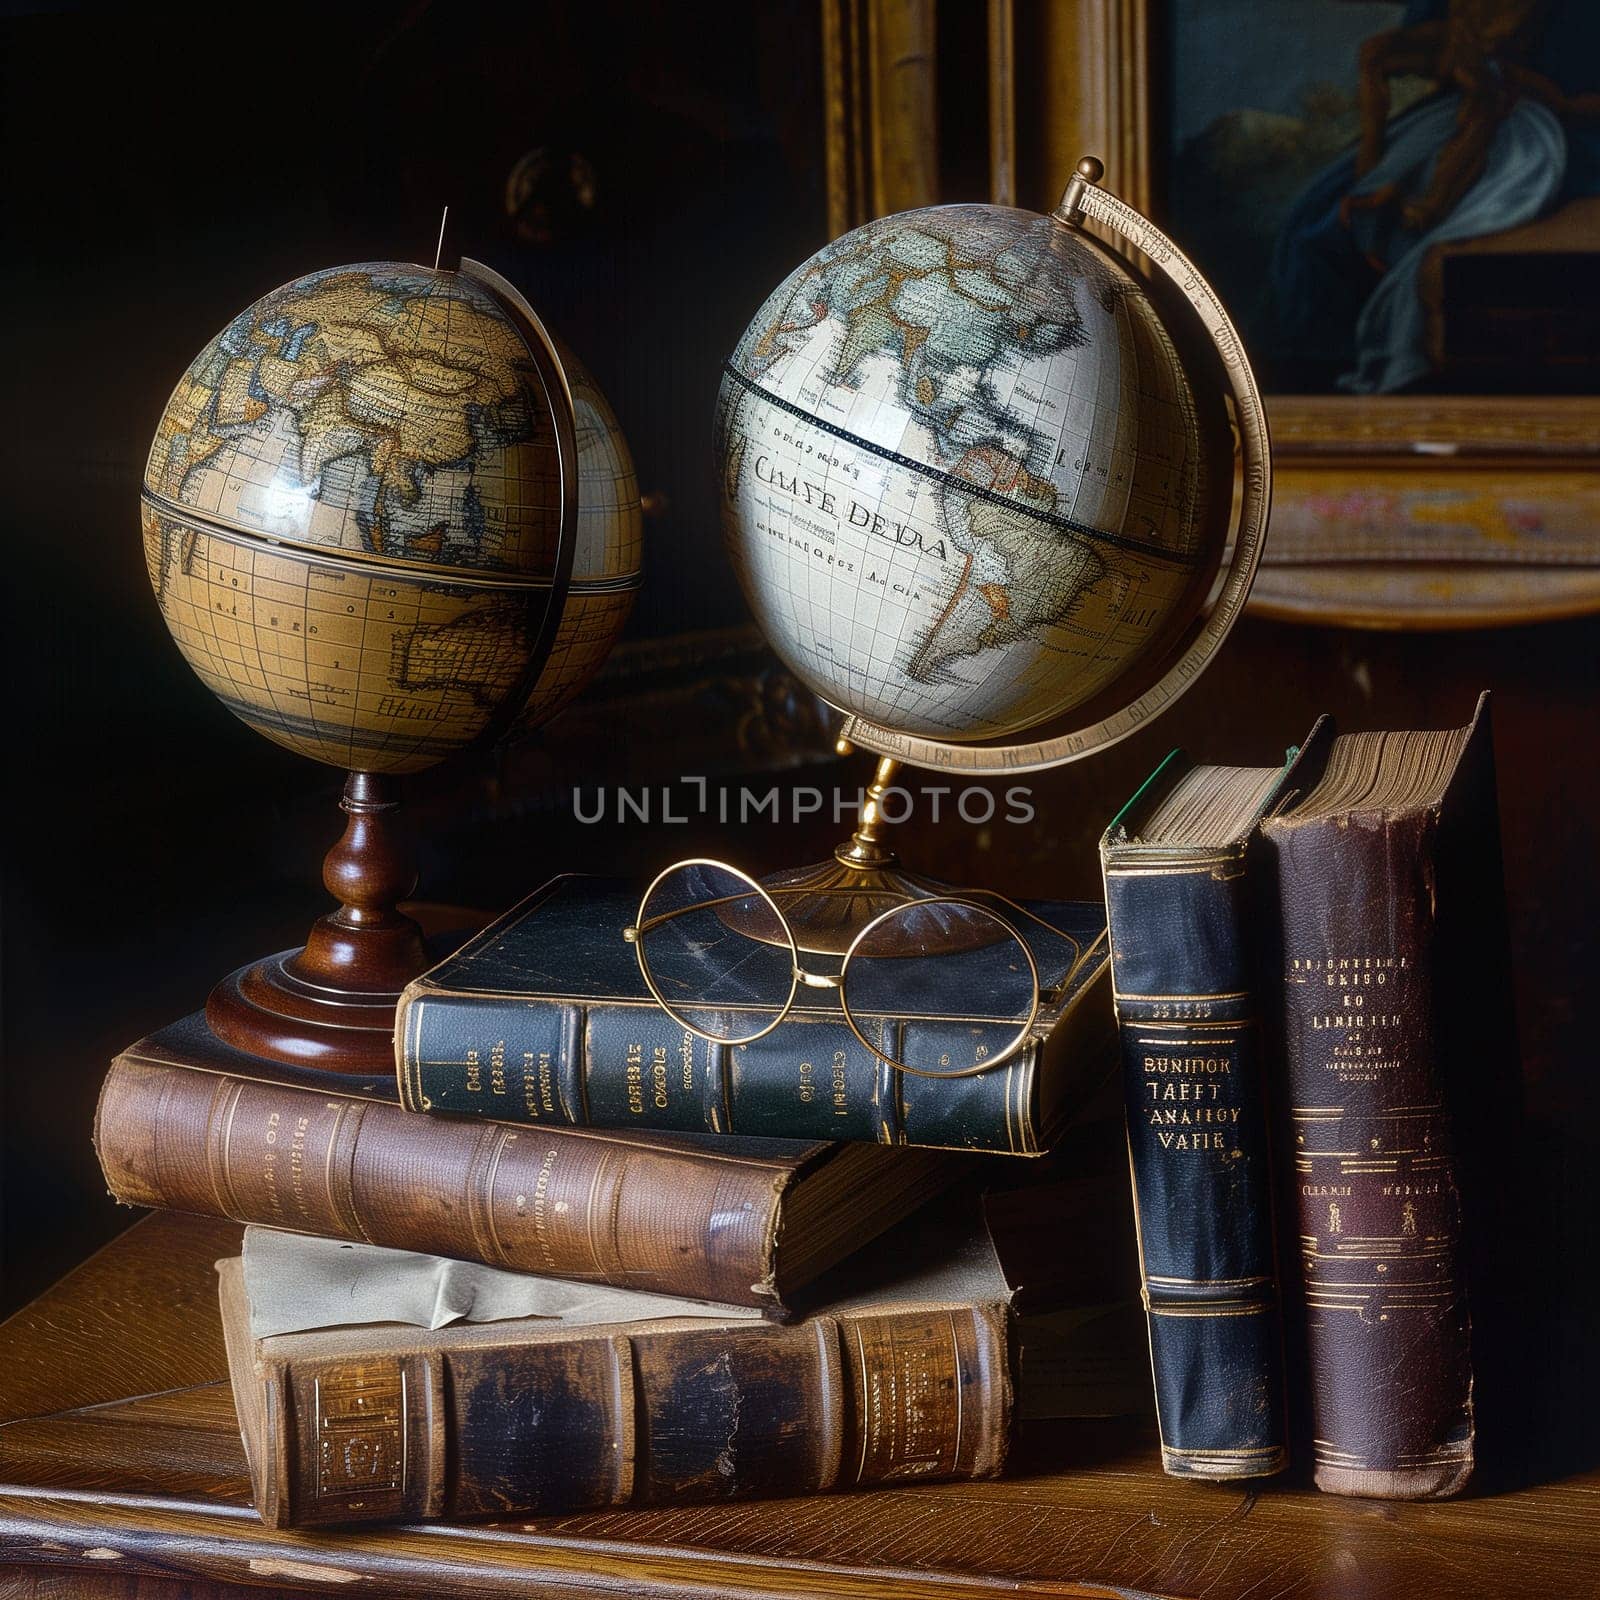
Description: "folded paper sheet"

(240, 1227), (765, 1338)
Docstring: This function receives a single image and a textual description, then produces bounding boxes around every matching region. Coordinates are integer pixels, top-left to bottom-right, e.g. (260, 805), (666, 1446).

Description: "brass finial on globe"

(144, 257), (642, 1070)
(713, 157), (1268, 951)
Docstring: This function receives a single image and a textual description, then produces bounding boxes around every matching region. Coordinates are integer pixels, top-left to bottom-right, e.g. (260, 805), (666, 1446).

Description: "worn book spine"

(1100, 840), (1288, 1480)
(218, 1262), (1011, 1528)
(397, 994), (1057, 1153)
(1262, 781), (1482, 1499)
(94, 1056), (796, 1308)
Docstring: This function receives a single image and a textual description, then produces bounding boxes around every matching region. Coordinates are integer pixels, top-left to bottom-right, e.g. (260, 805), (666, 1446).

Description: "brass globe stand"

(725, 750), (975, 956)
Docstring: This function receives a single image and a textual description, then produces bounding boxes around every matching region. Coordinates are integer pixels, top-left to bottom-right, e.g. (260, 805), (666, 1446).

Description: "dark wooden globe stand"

(157, 258), (583, 1081)
(206, 772), (429, 1076)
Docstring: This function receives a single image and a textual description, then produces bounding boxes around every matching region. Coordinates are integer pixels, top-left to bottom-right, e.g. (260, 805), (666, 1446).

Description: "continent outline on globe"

(715, 201), (1224, 744)
(145, 263), (563, 576)
(142, 260), (642, 775)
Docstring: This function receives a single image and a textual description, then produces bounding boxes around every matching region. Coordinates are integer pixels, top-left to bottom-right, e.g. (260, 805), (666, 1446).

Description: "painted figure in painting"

(1270, 0), (1600, 391)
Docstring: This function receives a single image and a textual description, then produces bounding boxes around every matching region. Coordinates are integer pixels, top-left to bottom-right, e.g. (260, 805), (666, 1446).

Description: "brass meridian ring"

(835, 171), (1271, 776)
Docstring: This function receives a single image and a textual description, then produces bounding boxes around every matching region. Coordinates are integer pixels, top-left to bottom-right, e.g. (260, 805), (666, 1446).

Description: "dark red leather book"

(1259, 692), (1512, 1499)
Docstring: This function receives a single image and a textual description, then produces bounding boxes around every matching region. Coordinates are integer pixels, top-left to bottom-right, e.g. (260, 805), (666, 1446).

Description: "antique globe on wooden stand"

(713, 158), (1269, 952)
(143, 257), (642, 1070)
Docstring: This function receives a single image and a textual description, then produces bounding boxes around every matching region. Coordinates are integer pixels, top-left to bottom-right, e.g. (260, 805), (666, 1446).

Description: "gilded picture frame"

(820, 0), (1600, 629)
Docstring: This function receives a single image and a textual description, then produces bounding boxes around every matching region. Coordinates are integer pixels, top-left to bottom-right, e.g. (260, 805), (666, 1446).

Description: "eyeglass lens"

(635, 862), (796, 1041)
(842, 899), (1037, 1072)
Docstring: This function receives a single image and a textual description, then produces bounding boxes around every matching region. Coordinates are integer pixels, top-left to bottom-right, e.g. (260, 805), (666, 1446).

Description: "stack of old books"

(93, 873), (1142, 1530)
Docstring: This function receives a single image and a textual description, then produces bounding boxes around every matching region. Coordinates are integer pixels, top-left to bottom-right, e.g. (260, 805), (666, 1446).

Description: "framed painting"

(821, 0), (1600, 627)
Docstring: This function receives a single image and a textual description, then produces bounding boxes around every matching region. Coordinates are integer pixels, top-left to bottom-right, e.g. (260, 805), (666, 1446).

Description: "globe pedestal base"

(716, 753), (995, 957)
(746, 851), (959, 957)
(206, 771), (430, 1077)
(206, 949), (416, 1075)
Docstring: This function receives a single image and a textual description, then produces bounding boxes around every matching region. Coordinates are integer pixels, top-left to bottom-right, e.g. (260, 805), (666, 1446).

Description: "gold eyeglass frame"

(622, 858), (1103, 1079)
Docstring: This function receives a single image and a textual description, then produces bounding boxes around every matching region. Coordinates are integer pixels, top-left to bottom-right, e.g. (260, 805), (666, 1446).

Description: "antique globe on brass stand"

(713, 158), (1269, 952)
(143, 257), (642, 1071)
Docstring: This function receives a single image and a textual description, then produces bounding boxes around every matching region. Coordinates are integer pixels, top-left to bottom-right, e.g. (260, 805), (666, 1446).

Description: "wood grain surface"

(0, 1573), (325, 1599)
(0, 1214), (1595, 1598)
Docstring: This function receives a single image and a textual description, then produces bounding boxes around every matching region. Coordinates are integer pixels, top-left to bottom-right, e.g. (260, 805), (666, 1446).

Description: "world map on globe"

(142, 263), (641, 773)
(715, 204), (1221, 742)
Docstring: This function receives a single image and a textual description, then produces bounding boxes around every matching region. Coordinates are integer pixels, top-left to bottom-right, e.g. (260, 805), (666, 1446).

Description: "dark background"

(2, 0), (1595, 1475)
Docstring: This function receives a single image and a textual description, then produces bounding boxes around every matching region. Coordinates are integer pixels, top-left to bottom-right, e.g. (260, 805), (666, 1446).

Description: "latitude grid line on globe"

(153, 526), (522, 769)
(151, 519), (641, 771)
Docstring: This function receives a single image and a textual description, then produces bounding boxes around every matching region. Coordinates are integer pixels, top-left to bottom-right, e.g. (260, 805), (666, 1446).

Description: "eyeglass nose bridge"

(795, 967), (842, 990)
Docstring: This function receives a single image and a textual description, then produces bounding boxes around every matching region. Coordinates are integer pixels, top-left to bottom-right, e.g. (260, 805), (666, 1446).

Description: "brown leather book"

(217, 1235), (1013, 1528)
(93, 1013), (960, 1314)
(1259, 692), (1513, 1499)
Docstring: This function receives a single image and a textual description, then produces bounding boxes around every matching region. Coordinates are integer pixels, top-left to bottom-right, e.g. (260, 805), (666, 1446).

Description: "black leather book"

(1098, 722), (1331, 1480)
(396, 876), (1113, 1154)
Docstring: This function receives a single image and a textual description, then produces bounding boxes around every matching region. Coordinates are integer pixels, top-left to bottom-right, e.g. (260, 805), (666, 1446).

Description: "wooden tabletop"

(0, 1212), (1594, 1600)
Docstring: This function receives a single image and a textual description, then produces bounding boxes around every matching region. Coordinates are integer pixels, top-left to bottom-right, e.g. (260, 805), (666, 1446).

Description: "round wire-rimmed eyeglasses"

(621, 857), (1103, 1079)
